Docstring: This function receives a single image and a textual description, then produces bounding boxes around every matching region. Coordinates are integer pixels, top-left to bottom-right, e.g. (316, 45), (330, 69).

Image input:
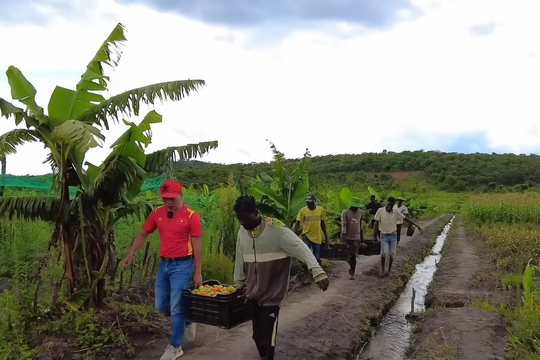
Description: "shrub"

(201, 252), (234, 285)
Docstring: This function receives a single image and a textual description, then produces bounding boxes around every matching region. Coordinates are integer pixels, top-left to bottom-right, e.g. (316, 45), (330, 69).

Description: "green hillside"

(174, 150), (540, 192)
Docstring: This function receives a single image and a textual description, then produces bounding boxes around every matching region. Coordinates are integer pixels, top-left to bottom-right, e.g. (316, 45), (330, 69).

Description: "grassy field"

(460, 192), (540, 360)
(3, 182), (540, 359)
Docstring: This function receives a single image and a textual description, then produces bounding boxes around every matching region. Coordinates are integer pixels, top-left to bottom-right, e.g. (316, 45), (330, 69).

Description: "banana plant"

(318, 187), (363, 239)
(0, 23), (218, 309)
(248, 141), (310, 228)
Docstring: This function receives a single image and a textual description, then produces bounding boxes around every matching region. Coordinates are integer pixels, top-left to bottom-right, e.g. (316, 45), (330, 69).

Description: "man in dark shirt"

(365, 195), (382, 229)
(341, 197), (364, 280)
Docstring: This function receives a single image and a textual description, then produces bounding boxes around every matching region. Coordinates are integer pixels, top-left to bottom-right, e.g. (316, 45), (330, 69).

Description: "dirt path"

(408, 308), (507, 360)
(424, 217), (511, 308)
(135, 216), (448, 360)
(408, 216), (511, 360)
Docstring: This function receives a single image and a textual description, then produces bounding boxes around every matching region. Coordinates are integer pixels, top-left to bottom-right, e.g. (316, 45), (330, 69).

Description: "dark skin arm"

(404, 217), (424, 233)
(360, 215), (364, 241)
(373, 220), (380, 241)
(321, 220), (329, 245)
(293, 220), (302, 235)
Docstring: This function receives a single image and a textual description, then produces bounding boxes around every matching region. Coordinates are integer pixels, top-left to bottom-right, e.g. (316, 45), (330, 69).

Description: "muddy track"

(134, 216), (450, 360)
(408, 215), (513, 360)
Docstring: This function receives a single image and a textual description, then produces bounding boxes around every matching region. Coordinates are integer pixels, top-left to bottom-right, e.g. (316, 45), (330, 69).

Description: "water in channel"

(358, 216), (455, 360)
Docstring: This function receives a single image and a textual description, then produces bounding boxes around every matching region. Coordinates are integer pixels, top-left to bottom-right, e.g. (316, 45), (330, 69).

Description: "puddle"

(358, 216), (455, 360)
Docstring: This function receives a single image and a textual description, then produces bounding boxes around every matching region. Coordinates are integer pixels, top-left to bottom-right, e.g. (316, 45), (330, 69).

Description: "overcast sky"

(0, 0), (539, 175)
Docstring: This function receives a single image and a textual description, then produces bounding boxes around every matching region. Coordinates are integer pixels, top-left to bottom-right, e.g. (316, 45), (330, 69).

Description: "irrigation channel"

(358, 216), (455, 360)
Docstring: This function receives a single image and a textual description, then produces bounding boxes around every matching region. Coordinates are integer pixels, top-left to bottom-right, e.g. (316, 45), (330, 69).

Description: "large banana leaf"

(113, 199), (162, 223)
(255, 203), (282, 221)
(367, 186), (381, 200)
(0, 196), (59, 221)
(336, 187), (353, 210)
(0, 129), (39, 158)
(52, 120), (105, 153)
(88, 155), (146, 206)
(110, 110), (162, 151)
(85, 111), (163, 203)
(250, 183), (287, 211)
(6, 66), (44, 120)
(78, 80), (205, 129)
(108, 110), (163, 169)
(144, 140), (218, 174)
(289, 178), (309, 218)
(47, 86), (104, 125)
(0, 98), (22, 122)
(48, 23), (127, 126)
(258, 172), (273, 183)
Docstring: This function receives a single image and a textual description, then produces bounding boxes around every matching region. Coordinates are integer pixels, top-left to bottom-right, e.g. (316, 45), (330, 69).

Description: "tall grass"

(463, 192), (540, 359)
(504, 262), (540, 360)
(0, 185), (239, 358)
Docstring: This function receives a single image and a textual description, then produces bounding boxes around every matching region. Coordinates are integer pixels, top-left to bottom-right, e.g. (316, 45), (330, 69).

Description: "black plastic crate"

(358, 242), (368, 256)
(321, 244), (349, 261)
(363, 240), (381, 256)
(321, 246), (335, 259)
(333, 244), (350, 261)
(183, 280), (250, 329)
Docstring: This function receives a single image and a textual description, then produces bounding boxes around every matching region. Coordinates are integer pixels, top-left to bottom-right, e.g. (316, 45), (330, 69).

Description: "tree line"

(174, 150), (540, 192)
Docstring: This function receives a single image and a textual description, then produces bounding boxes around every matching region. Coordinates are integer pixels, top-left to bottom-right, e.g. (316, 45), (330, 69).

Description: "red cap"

(159, 180), (182, 198)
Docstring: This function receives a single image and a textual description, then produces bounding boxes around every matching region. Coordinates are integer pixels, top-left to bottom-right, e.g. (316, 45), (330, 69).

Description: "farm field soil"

(133, 216), (448, 360)
(408, 216), (512, 360)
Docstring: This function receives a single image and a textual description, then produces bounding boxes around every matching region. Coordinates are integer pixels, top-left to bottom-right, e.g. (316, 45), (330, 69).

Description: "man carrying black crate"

(373, 197), (423, 277)
(293, 193), (329, 266)
(394, 198), (409, 245)
(233, 195), (330, 360)
(341, 197), (364, 280)
(122, 180), (203, 360)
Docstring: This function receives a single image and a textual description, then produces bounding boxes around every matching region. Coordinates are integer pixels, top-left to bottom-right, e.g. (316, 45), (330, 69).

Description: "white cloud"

(0, 0), (539, 175)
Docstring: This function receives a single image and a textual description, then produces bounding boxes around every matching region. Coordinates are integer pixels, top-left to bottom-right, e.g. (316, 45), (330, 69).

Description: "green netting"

(0, 175), (165, 192)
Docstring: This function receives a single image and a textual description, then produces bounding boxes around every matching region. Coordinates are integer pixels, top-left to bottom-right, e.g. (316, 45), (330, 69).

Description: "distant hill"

(174, 150), (540, 192)
(173, 160), (210, 169)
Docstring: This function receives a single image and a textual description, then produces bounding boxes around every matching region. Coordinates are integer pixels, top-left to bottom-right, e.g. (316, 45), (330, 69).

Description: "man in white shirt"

(394, 198), (409, 245)
(373, 197), (423, 277)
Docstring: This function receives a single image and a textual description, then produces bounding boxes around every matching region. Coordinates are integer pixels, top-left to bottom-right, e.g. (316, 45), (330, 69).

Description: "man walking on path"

(341, 197), (364, 280)
(234, 195), (329, 360)
(122, 180), (202, 360)
(373, 197), (423, 277)
(293, 194), (329, 265)
(394, 198), (409, 245)
(365, 195), (382, 230)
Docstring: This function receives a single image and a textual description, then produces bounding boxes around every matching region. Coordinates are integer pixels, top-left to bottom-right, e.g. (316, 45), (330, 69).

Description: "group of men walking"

(122, 180), (422, 360)
(295, 194), (423, 279)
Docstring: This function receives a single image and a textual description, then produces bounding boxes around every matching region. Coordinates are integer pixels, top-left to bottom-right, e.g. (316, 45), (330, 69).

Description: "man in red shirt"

(122, 180), (203, 360)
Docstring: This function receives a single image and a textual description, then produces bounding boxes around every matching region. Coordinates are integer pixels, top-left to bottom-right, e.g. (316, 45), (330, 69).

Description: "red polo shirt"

(142, 205), (203, 258)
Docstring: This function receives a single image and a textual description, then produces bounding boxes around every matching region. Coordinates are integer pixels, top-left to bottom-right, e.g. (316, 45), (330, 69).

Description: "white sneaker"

(160, 345), (184, 360)
(185, 323), (197, 341)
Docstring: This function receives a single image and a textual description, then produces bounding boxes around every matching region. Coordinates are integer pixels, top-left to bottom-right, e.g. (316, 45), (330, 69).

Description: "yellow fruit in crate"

(191, 284), (237, 297)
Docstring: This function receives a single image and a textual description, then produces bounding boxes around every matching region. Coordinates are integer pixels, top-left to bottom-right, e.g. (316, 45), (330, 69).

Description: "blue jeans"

(155, 259), (194, 348)
(380, 234), (398, 257)
(302, 235), (322, 265)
